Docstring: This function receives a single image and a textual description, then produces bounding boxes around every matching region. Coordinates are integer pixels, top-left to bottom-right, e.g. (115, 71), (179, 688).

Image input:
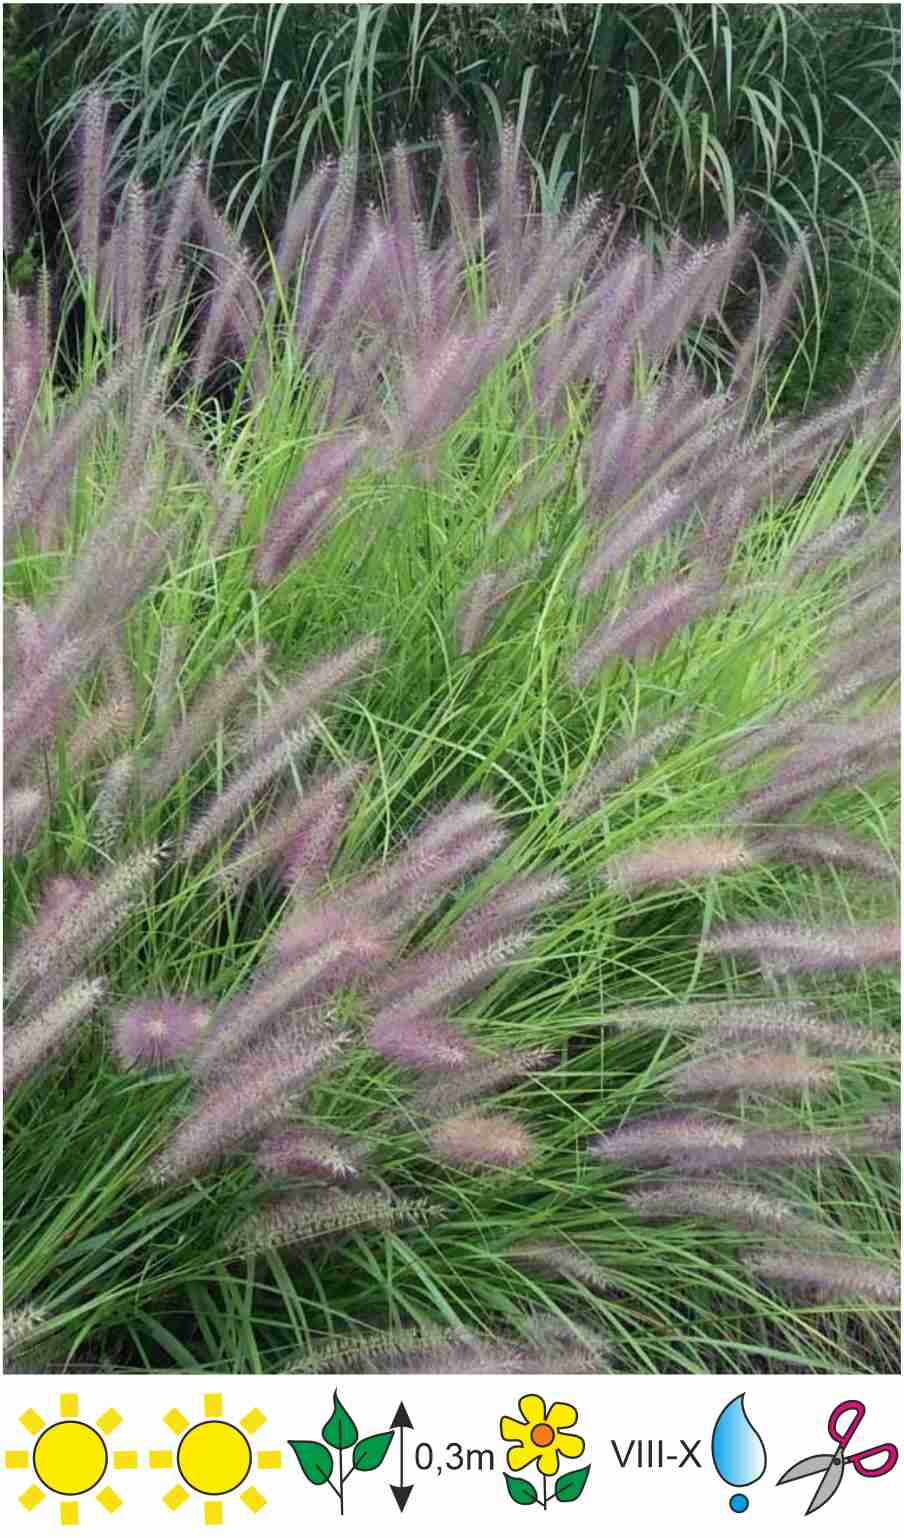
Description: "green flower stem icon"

(288, 1390), (394, 1516)
(500, 1395), (590, 1511)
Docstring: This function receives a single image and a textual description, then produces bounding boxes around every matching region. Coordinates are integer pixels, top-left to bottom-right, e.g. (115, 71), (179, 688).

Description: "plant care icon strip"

(3, 1382), (900, 1530)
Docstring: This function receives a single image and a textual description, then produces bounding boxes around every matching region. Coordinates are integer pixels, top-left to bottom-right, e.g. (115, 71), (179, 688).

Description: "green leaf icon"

(288, 1440), (334, 1486)
(554, 1464), (591, 1503)
(352, 1431), (395, 1471)
(322, 1390), (358, 1450)
(504, 1473), (538, 1506)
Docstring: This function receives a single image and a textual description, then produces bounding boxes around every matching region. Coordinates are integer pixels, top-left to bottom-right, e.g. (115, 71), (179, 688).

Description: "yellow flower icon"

(500, 1395), (585, 1477)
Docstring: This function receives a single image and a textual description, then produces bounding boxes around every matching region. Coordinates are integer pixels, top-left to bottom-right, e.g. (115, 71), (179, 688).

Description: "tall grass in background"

(9, 3), (899, 405)
(3, 89), (900, 1376)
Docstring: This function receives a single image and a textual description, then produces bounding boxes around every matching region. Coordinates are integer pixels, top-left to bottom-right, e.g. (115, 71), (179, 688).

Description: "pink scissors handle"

(829, 1400), (866, 1450)
(848, 1443), (898, 1479)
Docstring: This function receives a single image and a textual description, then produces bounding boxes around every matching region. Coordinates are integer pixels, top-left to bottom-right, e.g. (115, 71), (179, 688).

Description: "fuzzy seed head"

(112, 995), (210, 1069)
(429, 1111), (537, 1168)
(745, 1249), (900, 1304)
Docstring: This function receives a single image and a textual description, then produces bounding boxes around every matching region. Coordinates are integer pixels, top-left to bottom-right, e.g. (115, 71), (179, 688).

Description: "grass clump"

(3, 96), (899, 1376)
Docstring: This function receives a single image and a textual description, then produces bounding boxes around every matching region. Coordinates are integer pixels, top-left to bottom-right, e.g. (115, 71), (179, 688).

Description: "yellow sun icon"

(151, 1394), (280, 1525)
(5, 1394), (136, 1526)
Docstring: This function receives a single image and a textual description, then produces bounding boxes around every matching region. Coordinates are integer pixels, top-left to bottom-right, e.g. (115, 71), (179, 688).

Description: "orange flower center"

(530, 1423), (555, 1448)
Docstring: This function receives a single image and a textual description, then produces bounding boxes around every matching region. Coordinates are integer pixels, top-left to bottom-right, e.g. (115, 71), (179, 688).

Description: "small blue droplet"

(730, 1494), (749, 1514)
(712, 1394), (767, 1488)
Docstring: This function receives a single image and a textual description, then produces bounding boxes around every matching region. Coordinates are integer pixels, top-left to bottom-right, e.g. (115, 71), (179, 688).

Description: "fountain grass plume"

(274, 892), (394, 978)
(111, 995), (210, 1069)
(216, 760), (367, 897)
(74, 92), (112, 278)
(370, 1016), (478, 1071)
(178, 726), (318, 865)
(4, 788), (45, 858)
(695, 1010), (898, 1060)
(507, 1241), (616, 1295)
(429, 1111), (537, 1168)
(5, 845), (161, 1011)
(785, 514), (867, 585)
(562, 711), (694, 819)
(148, 1030), (349, 1185)
(142, 645), (270, 802)
(280, 762), (369, 894)
(702, 921), (901, 974)
(93, 753), (138, 851)
(666, 1051), (838, 1098)
(603, 836), (752, 892)
(725, 739), (899, 826)
(255, 1127), (368, 1182)
(370, 928), (535, 1041)
(4, 978), (106, 1096)
(601, 997), (820, 1037)
(625, 1180), (833, 1244)
(254, 432), (371, 583)
(3, 633), (104, 787)
(412, 1046), (556, 1116)
(744, 1249), (900, 1304)
(235, 635), (382, 759)
(4, 290), (44, 467)
(730, 1120), (901, 1170)
(578, 483), (696, 591)
(2, 1305), (48, 1366)
(191, 944), (349, 1077)
(227, 1189), (439, 1259)
(454, 868), (570, 943)
(721, 662), (900, 774)
(367, 867), (567, 1013)
(454, 551), (544, 654)
(285, 1318), (612, 1375)
(590, 1111), (748, 1171)
(752, 826), (898, 882)
(347, 798), (509, 931)
(570, 574), (718, 687)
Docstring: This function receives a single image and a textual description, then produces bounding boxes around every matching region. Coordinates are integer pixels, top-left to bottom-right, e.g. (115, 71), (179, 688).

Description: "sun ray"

(97, 1411), (122, 1435)
(5, 1451), (30, 1469)
(163, 1411), (189, 1436)
(150, 1451), (174, 1469)
(205, 1500), (223, 1526)
(204, 1395), (223, 1420)
(241, 1487), (266, 1513)
(61, 1501), (79, 1526)
(20, 1484), (44, 1511)
(60, 1396), (79, 1419)
(97, 1488), (123, 1513)
(257, 1451), (281, 1469)
(240, 1409), (265, 1435)
(20, 1411), (45, 1437)
(163, 1485), (188, 1510)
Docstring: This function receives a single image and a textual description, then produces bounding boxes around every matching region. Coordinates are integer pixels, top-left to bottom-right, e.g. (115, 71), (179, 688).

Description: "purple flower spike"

(112, 995), (210, 1069)
(370, 1016), (478, 1071)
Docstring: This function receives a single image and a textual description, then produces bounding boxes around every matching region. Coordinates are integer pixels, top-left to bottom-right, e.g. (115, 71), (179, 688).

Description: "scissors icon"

(777, 1400), (898, 1515)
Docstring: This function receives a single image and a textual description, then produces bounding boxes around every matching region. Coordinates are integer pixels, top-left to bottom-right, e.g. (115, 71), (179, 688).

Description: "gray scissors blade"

(806, 1458), (845, 1515)
(777, 1454), (833, 1485)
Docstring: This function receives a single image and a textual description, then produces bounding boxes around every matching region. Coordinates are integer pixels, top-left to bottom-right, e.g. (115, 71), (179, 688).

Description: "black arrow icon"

(390, 1402), (413, 1512)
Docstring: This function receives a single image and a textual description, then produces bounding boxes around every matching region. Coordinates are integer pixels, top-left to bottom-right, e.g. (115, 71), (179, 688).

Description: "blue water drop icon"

(712, 1394), (767, 1514)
